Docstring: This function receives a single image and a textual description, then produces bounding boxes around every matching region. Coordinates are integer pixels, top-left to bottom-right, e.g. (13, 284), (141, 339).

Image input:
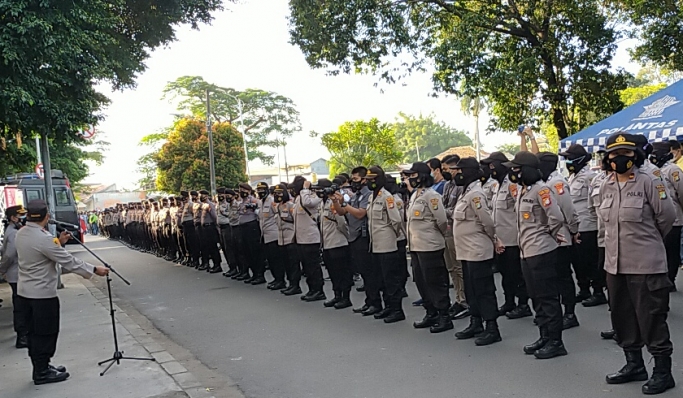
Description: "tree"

(496, 143), (521, 156)
(460, 95), (486, 160)
(153, 118), (246, 193)
(163, 76), (302, 165)
(288, 0), (630, 140)
(322, 119), (403, 176)
(393, 113), (471, 163)
(0, 0), (225, 164)
(620, 84), (667, 107)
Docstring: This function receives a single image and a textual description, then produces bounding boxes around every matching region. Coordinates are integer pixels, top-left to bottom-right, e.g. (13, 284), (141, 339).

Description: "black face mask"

(538, 161), (556, 182)
(519, 165), (541, 186)
(610, 155), (636, 174)
(491, 163), (507, 183)
(350, 181), (364, 193)
(240, 191), (249, 198)
(442, 171), (453, 182)
(226, 197), (234, 203)
(257, 190), (267, 199)
(408, 177), (420, 188)
(565, 155), (587, 174)
(274, 195), (284, 203)
(507, 169), (520, 184)
(454, 173), (467, 186)
(200, 196), (208, 202)
(455, 168), (481, 187)
(649, 152), (673, 168)
(366, 180), (378, 191)
(217, 195), (225, 202)
(191, 196), (198, 202)
(315, 190), (325, 198)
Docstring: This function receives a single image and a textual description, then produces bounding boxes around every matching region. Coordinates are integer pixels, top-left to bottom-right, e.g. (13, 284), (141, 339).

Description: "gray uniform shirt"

(346, 187), (371, 242)
(259, 195), (279, 244)
(589, 171), (609, 247)
(599, 168), (675, 275)
(238, 196), (259, 224)
(16, 223), (95, 299)
(453, 181), (495, 262)
(366, 188), (402, 253)
(0, 224), (20, 283)
(481, 178), (499, 207)
(192, 203), (202, 224)
(228, 200), (240, 226)
(201, 201), (218, 225)
(660, 162), (683, 227)
(394, 193), (406, 241)
(181, 201), (194, 223)
(443, 180), (464, 239)
(217, 201), (230, 225)
(547, 171), (579, 247)
(515, 181), (565, 258)
(293, 189), (322, 245)
(275, 201), (295, 245)
(492, 177), (519, 247)
(568, 167), (598, 232)
(320, 199), (349, 249)
(406, 188), (448, 252)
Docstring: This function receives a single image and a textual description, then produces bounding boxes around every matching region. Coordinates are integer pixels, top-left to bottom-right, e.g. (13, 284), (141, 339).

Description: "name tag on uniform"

(430, 198), (439, 210)
(263, 207), (270, 214)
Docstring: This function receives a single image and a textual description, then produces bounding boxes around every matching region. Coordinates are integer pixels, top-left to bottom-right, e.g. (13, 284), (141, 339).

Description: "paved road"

(73, 237), (682, 398)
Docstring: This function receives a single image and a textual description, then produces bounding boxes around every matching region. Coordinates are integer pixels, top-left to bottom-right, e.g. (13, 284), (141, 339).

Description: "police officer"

(600, 133), (675, 394)
(384, 175), (409, 296)
(216, 188), (234, 276)
(225, 189), (243, 278)
(316, 179), (353, 309)
(199, 190), (222, 273)
(538, 152), (580, 330)
(503, 152), (567, 359)
(237, 183), (265, 284)
(256, 182), (285, 290)
(479, 160), (498, 205)
(293, 177), (326, 301)
(650, 142), (683, 288)
(452, 158), (501, 346)
(0, 205), (28, 348)
(403, 162), (452, 334)
(181, 192), (200, 267)
(177, 192), (192, 265)
(365, 167), (405, 323)
(273, 183), (302, 295)
(482, 152), (530, 319)
(559, 144), (604, 306)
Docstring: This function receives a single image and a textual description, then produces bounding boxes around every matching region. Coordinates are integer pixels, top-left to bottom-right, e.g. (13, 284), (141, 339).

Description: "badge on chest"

(430, 198), (439, 210)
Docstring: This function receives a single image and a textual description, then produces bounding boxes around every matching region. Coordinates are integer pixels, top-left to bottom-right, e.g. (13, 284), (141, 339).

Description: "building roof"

(434, 146), (490, 160)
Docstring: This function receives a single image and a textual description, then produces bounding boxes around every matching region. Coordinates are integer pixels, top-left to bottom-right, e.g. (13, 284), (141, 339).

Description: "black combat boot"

(600, 329), (617, 340)
(524, 327), (549, 354)
(498, 302), (516, 317)
(324, 291), (341, 308)
(475, 320), (502, 346)
(533, 339), (567, 359)
(334, 290), (352, 309)
(250, 275), (267, 285)
(582, 291), (608, 307)
(413, 311), (439, 329)
(303, 290), (326, 302)
(270, 281), (287, 291)
(429, 310), (454, 334)
(506, 304), (532, 319)
(15, 334), (28, 349)
(373, 307), (392, 319)
(361, 305), (382, 316)
(641, 356), (675, 395)
(575, 289), (591, 302)
(209, 264), (223, 274)
(283, 285), (302, 296)
(455, 317), (484, 340)
(353, 304), (370, 314)
(197, 263), (209, 271)
(562, 313), (580, 330)
(32, 359), (69, 386)
(606, 350), (648, 384)
(383, 309), (406, 324)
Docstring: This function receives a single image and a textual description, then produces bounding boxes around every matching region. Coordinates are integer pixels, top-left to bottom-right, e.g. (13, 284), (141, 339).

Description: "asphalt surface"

(73, 236), (682, 398)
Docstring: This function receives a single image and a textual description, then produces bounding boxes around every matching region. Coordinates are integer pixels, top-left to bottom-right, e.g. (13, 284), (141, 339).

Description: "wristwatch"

(341, 202), (347, 208)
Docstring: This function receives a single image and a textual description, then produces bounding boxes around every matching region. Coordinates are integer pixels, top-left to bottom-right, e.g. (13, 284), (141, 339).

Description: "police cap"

(503, 151), (540, 168)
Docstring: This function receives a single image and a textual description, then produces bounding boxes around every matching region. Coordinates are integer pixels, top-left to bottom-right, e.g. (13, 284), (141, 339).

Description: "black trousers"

(664, 226), (682, 284)
(397, 239), (408, 287)
(282, 243), (302, 286)
(375, 250), (404, 312)
(412, 249), (451, 312)
(233, 224), (248, 275)
(265, 241), (286, 282)
(177, 225), (188, 258)
(297, 243), (324, 292)
(240, 220), (264, 277)
(9, 283), (27, 336)
(19, 296), (60, 372)
(496, 246), (527, 305)
(323, 246), (353, 292)
(571, 230), (602, 292)
(201, 224), (222, 266)
(182, 221), (200, 263)
(607, 273), (673, 357)
(522, 250), (563, 340)
(556, 246), (576, 314)
(350, 237), (381, 307)
(220, 225), (238, 271)
(462, 259), (498, 321)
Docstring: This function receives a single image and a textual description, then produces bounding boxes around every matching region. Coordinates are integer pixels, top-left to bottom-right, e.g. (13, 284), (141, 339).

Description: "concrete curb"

(81, 278), (216, 398)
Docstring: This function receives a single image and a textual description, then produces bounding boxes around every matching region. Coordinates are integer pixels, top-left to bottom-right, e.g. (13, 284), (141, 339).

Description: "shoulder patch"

(430, 197), (439, 210)
(653, 169), (661, 177)
(509, 184), (518, 199)
(673, 171), (680, 182)
(386, 196), (395, 209)
(656, 184), (668, 200)
(538, 188), (552, 207)
(554, 182), (565, 195)
(472, 197), (482, 209)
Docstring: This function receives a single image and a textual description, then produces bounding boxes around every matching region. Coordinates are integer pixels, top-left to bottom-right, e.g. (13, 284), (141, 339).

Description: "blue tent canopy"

(560, 79), (683, 153)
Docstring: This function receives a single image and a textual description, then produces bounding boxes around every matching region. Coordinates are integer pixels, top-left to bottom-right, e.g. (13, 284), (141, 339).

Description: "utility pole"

(206, 89), (217, 196)
(283, 143), (290, 182)
(237, 99), (250, 182)
(40, 131), (56, 233)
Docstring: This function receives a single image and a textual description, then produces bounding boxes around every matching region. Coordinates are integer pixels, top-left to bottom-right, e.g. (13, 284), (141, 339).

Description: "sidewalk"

(0, 275), (205, 398)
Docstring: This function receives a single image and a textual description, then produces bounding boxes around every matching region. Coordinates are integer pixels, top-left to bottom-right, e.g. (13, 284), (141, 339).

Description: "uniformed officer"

(600, 133), (675, 394)
(503, 151), (567, 359)
(237, 183), (265, 284)
(365, 167), (405, 323)
(440, 155), (469, 319)
(257, 182), (286, 290)
(538, 152), (580, 330)
(216, 188), (235, 276)
(0, 205), (28, 348)
(199, 190), (222, 273)
(403, 162), (452, 334)
(177, 192), (192, 265)
(384, 175), (409, 296)
(292, 177), (326, 301)
(316, 179), (353, 310)
(181, 191), (200, 267)
(161, 198), (173, 261)
(168, 197), (180, 263)
(650, 142), (683, 288)
(480, 161), (498, 206)
(272, 183), (302, 295)
(481, 152), (530, 319)
(559, 144), (604, 306)
(225, 189), (243, 278)
(452, 158), (501, 346)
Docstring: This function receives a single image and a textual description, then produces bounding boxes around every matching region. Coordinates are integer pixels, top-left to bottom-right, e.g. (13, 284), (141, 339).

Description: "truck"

(1, 170), (82, 244)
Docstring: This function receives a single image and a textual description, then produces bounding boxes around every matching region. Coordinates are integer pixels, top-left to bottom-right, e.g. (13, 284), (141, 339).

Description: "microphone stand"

(64, 230), (156, 376)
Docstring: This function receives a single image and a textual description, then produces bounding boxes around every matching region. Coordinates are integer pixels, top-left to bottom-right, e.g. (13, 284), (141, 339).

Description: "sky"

(84, 1), (640, 189)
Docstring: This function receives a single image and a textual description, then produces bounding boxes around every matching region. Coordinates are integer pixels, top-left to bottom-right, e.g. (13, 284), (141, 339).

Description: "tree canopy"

(163, 76), (301, 165)
(288, 0), (683, 141)
(393, 113), (471, 163)
(321, 118), (403, 176)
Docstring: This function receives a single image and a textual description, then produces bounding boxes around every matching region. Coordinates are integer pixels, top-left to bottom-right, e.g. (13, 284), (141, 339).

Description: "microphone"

(49, 219), (79, 230)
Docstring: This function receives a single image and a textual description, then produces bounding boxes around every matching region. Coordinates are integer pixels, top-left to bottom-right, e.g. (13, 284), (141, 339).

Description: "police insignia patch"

(386, 196), (395, 209)
(539, 188), (552, 207)
(430, 198), (439, 210)
(472, 197), (482, 209)
(674, 171), (680, 182)
(554, 182), (565, 195)
(523, 212), (531, 220)
(509, 184), (518, 199)
(414, 211), (420, 217)
(53, 238), (61, 247)
(657, 184), (667, 200)
(654, 170), (661, 177)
